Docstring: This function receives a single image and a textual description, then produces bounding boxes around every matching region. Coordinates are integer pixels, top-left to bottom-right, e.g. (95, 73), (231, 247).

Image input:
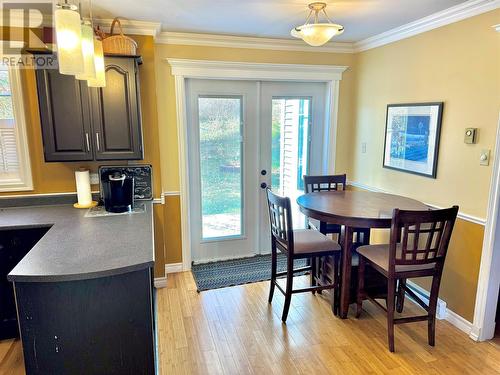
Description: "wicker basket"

(102, 18), (138, 55)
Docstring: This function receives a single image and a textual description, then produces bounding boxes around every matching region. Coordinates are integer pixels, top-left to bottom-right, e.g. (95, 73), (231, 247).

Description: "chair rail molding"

(167, 58), (347, 270)
(348, 181), (486, 226)
(471, 113), (500, 342)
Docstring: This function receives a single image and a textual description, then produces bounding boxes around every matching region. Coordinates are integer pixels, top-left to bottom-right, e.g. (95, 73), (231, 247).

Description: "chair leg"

(268, 245), (277, 303)
(282, 256), (294, 323)
(356, 256), (365, 318)
(387, 277), (396, 352)
(333, 254), (340, 316)
(427, 274), (442, 346)
(317, 257), (323, 295)
(396, 278), (406, 313)
(311, 256), (317, 294)
(319, 221), (327, 235)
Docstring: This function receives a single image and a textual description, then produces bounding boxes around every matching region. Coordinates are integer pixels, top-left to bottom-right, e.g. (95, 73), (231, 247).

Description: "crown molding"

(354, 0), (500, 52)
(92, 18), (161, 37)
(167, 58), (348, 81)
(156, 31), (355, 53)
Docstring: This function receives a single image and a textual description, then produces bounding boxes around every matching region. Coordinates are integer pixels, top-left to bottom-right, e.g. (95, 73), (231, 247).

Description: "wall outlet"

(89, 172), (100, 185)
(361, 142), (367, 154)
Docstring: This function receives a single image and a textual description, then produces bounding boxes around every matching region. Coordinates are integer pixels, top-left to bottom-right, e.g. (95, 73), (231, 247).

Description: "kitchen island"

(1, 201), (155, 375)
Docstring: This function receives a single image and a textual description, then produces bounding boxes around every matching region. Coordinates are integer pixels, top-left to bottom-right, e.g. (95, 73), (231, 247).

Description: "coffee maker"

(101, 171), (134, 213)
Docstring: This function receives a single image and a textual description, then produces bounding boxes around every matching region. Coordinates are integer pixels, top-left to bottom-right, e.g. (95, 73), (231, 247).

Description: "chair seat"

(292, 229), (341, 256)
(357, 244), (435, 273)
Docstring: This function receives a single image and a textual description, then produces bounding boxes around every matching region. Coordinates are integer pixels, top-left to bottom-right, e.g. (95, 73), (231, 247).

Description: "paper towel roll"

(75, 169), (92, 206)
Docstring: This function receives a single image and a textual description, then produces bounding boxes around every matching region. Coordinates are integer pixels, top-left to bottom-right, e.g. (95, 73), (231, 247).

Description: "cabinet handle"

(96, 133), (100, 151)
(85, 133), (90, 152)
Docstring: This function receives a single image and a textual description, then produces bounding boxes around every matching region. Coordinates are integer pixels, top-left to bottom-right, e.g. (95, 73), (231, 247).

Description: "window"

(0, 66), (32, 191)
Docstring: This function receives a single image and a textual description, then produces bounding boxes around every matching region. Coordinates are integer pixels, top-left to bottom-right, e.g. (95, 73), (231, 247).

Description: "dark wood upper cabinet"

(91, 57), (143, 160)
(36, 69), (93, 161)
(36, 56), (143, 162)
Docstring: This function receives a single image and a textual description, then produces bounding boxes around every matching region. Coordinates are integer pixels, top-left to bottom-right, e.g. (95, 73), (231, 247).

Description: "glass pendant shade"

(87, 38), (106, 87)
(291, 23), (344, 47)
(291, 2), (344, 47)
(54, 5), (84, 75)
(76, 21), (96, 80)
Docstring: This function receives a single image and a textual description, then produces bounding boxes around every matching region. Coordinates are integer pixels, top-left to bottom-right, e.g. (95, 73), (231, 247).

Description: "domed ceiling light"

(291, 2), (344, 47)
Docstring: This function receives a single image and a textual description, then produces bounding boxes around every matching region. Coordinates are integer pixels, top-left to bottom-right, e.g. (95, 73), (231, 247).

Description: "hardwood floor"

(0, 338), (24, 375)
(2, 272), (500, 374)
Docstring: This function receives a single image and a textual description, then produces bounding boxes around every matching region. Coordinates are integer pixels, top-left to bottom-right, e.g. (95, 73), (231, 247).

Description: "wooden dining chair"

(266, 188), (342, 322)
(356, 206), (459, 352)
(303, 174), (346, 236)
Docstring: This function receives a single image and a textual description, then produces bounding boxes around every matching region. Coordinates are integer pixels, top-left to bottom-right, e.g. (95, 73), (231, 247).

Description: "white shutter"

(0, 127), (19, 173)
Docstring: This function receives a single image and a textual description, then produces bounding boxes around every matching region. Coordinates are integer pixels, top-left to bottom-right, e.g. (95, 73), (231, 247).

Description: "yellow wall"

(350, 10), (499, 218)
(350, 10), (499, 321)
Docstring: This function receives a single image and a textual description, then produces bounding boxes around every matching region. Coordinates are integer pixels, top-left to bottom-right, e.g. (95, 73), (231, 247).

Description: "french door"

(186, 79), (328, 263)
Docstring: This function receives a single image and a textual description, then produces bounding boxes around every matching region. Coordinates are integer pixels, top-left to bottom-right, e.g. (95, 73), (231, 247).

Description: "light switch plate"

(361, 142), (367, 154)
(464, 128), (477, 144)
(480, 149), (490, 166)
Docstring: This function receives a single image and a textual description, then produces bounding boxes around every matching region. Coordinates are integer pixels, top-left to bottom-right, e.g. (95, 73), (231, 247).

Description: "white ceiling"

(90, 0), (469, 42)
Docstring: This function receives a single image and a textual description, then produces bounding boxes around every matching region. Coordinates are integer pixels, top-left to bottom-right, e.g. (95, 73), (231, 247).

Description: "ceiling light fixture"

(87, 38), (106, 87)
(291, 2), (344, 47)
(54, 1), (84, 75)
(75, 20), (96, 80)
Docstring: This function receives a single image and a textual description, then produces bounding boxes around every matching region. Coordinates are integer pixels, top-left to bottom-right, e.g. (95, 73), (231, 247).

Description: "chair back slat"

(389, 206), (459, 272)
(266, 189), (294, 254)
(303, 174), (347, 193)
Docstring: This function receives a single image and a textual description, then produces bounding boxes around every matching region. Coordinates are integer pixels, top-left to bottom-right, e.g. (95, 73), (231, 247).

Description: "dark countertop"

(2, 202), (154, 283)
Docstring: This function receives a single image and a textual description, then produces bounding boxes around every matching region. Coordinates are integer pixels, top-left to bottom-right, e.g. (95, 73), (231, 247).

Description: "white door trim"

(167, 59), (348, 271)
(471, 112), (500, 341)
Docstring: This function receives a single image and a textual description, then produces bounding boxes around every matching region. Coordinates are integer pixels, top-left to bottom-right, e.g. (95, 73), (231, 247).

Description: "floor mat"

(191, 254), (308, 292)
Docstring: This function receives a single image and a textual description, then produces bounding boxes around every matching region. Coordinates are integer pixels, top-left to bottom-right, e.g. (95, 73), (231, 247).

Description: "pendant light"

(87, 37), (106, 87)
(291, 2), (344, 47)
(75, 20), (96, 80)
(54, 1), (84, 75)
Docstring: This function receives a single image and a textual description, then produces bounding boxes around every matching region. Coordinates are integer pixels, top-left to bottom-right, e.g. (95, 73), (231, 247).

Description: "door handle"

(95, 132), (100, 151)
(260, 182), (267, 189)
(85, 133), (90, 152)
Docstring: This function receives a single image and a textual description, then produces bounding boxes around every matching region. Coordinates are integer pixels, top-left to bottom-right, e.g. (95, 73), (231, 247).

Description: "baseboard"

(406, 281), (447, 319)
(165, 262), (183, 274)
(153, 277), (167, 289)
(406, 280), (473, 335)
(447, 308), (474, 335)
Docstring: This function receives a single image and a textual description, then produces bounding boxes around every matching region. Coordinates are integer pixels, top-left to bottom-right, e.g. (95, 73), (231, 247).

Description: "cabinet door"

(36, 69), (93, 161)
(91, 57), (143, 160)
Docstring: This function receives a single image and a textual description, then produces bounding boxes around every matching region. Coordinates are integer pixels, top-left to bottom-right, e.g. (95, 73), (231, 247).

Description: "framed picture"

(383, 102), (443, 178)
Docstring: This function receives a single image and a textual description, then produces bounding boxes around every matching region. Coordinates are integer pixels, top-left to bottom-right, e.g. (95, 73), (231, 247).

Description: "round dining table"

(297, 190), (428, 319)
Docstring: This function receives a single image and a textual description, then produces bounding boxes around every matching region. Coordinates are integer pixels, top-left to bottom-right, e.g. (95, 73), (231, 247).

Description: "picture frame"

(383, 102), (443, 178)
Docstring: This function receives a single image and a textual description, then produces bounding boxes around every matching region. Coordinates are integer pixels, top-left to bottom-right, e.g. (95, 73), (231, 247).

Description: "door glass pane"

(198, 96), (243, 239)
(271, 98), (310, 196)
